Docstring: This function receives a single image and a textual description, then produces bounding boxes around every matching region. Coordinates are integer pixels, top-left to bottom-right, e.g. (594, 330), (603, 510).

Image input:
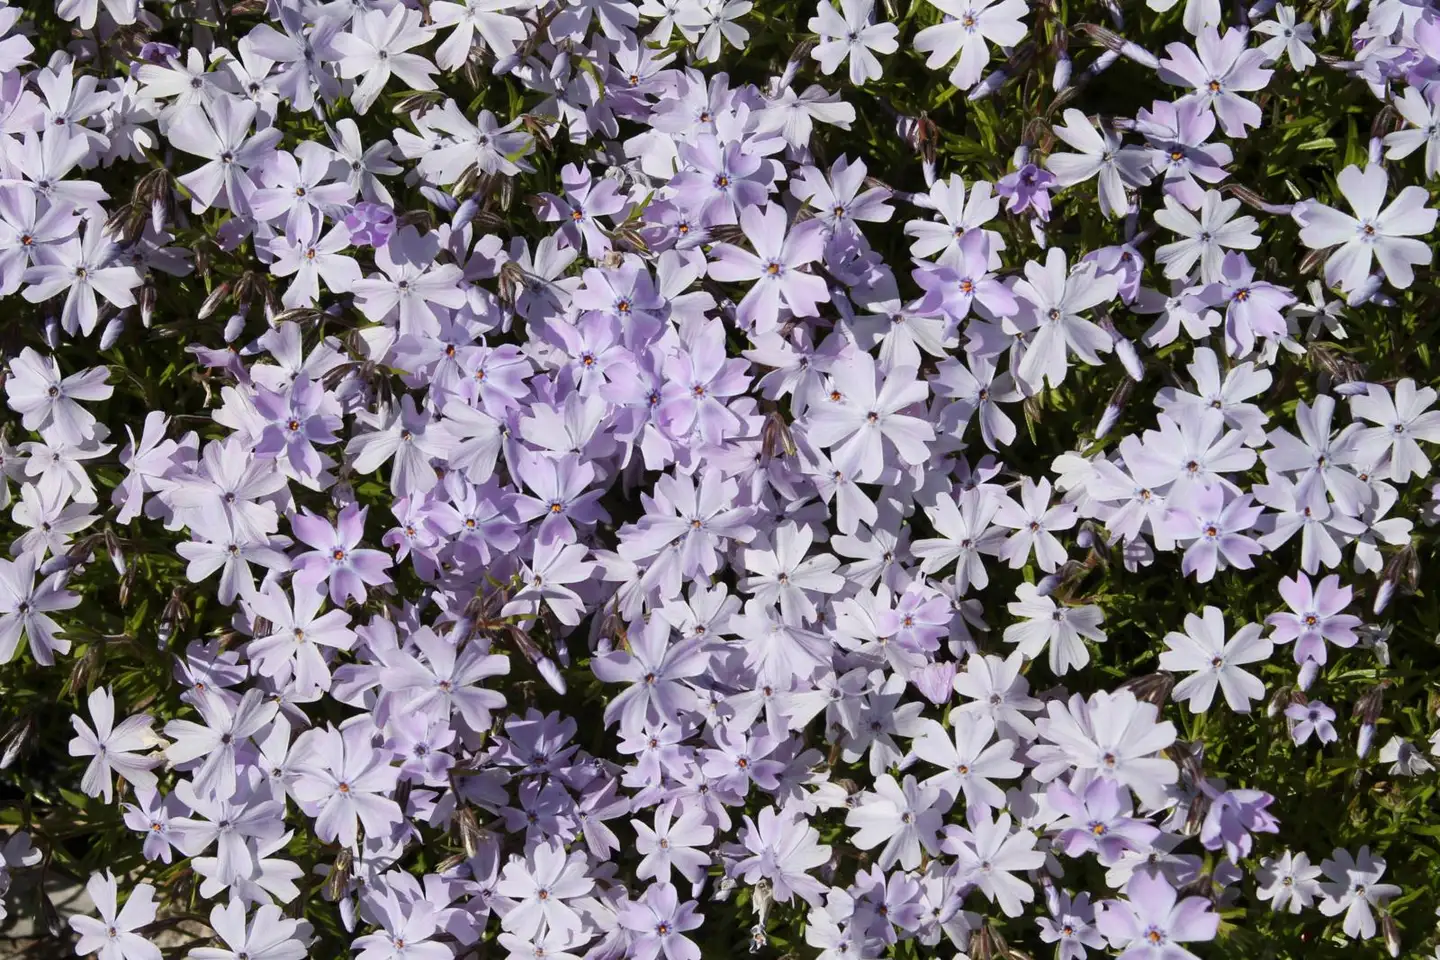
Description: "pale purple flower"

(1096, 871), (1218, 960)
(0, 550), (81, 665)
(618, 882), (704, 960)
(733, 805), (831, 907)
(1048, 778), (1161, 864)
(1200, 787), (1278, 861)
(1038, 891), (1106, 960)
(1265, 572), (1361, 666)
(1285, 700), (1338, 745)
(342, 201), (395, 247)
(290, 504), (394, 605)
(707, 203), (828, 335)
(1159, 27), (1274, 137)
(1162, 484), (1264, 583)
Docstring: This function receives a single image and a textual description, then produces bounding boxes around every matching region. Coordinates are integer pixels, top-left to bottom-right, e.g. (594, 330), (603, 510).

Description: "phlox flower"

(1159, 606), (1272, 713)
(1318, 847), (1401, 940)
(1096, 871), (1218, 960)
(290, 504), (394, 605)
(68, 688), (162, 803)
(69, 873), (159, 960)
(808, 0), (899, 85)
(914, 0), (1028, 91)
(707, 202), (828, 335)
(1003, 582), (1106, 676)
(1295, 164), (1435, 293)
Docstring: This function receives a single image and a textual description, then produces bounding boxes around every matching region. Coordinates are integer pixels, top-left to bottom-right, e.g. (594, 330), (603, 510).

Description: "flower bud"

(1122, 671), (1175, 708)
(1381, 911), (1400, 958)
(535, 656), (567, 695)
(1297, 658), (1319, 691)
(99, 316), (125, 351)
(1053, 53), (1072, 92)
(1357, 721), (1376, 759)
(45, 316), (62, 349)
(968, 67), (1010, 101)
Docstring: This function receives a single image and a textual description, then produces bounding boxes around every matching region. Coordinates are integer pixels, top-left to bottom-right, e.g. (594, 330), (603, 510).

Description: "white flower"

(1003, 581), (1106, 676)
(330, 6), (438, 115)
(1045, 109), (1151, 219)
(1005, 248), (1118, 392)
(1294, 163), (1436, 293)
(67, 687), (163, 803)
(845, 773), (947, 870)
(914, 0), (1029, 91)
(1257, 850), (1323, 913)
(68, 872), (160, 960)
(1253, 5), (1316, 71)
(1378, 736), (1433, 776)
(1318, 846), (1401, 940)
(808, 0), (898, 85)
(1154, 190), (1261, 283)
(1384, 85), (1440, 180)
(1159, 606), (1272, 713)
(21, 221), (141, 337)
(678, 0), (753, 63)
(993, 477), (1076, 572)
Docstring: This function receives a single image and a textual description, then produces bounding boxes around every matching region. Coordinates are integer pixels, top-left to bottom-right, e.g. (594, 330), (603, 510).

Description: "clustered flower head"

(0, 0), (1436, 957)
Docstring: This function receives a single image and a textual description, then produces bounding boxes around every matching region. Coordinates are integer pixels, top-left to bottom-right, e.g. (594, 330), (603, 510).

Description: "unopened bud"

(1381, 911), (1400, 958)
(1357, 722), (1376, 759)
(535, 656), (567, 695)
(198, 281), (231, 320)
(1297, 658), (1319, 691)
(99, 316), (125, 351)
(45, 316), (62, 349)
(1053, 54), (1072, 92)
(968, 67), (1009, 101)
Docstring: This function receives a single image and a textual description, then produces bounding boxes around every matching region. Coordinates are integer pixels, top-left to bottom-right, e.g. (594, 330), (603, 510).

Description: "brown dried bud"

(1121, 671), (1176, 707)
(392, 91), (447, 117)
(324, 847), (354, 901)
(198, 281), (232, 321)
(455, 806), (483, 859)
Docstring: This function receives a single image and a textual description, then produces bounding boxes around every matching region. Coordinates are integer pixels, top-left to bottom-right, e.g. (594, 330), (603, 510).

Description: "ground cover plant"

(1, 0), (1440, 957)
